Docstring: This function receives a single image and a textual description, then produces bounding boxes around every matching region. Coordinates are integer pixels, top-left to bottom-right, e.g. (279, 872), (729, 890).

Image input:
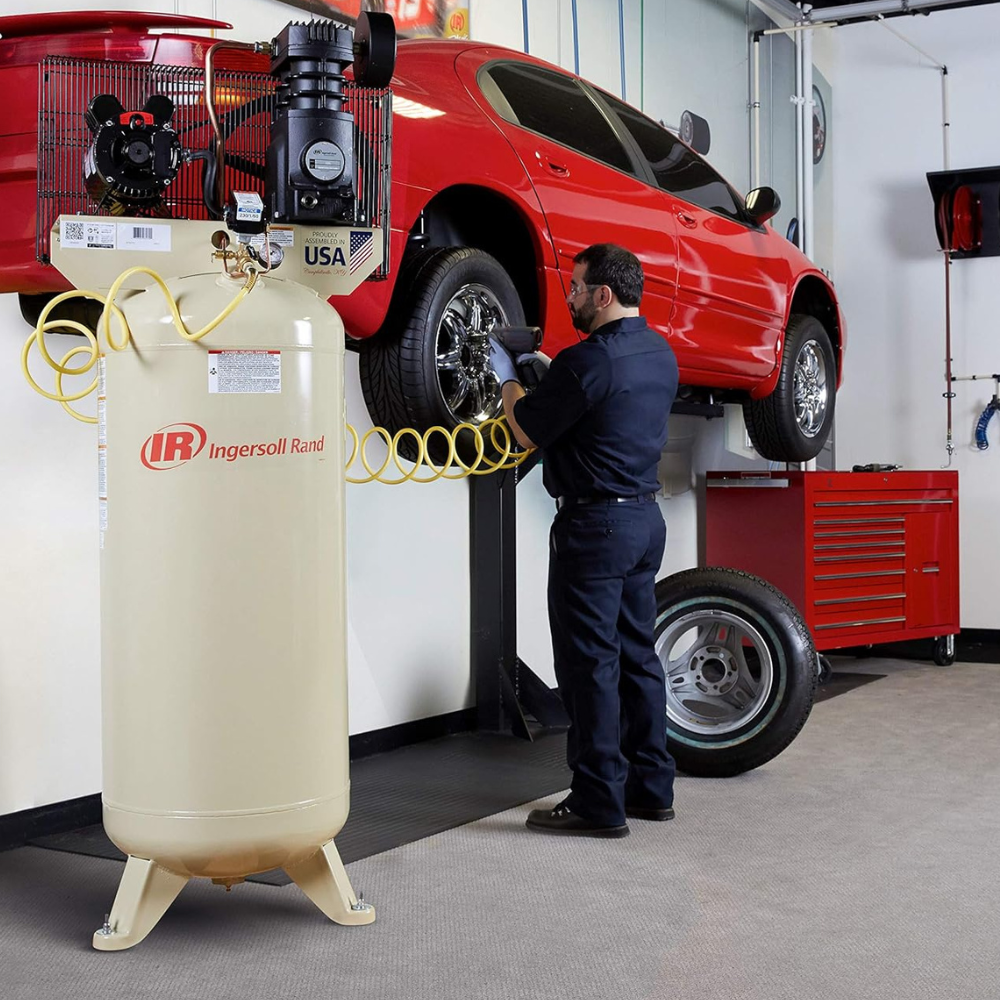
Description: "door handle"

(543, 158), (570, 177)
(676, 211), (697, 228)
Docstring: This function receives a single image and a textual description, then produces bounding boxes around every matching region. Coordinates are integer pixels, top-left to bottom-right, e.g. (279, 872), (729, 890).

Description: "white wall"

(831, 7), (1000, 627)
(0, 320), (102, 813)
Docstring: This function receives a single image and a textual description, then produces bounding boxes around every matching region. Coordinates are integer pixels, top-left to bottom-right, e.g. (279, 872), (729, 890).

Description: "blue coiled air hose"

(975, 395), (1000, 450)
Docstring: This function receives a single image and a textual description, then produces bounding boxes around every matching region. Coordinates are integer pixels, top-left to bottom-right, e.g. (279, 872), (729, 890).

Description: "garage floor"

(1, 657), (996, 1000)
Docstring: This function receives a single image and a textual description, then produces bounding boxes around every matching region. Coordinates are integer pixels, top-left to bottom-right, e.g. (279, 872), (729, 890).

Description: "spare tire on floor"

(655, 567), (817, 777)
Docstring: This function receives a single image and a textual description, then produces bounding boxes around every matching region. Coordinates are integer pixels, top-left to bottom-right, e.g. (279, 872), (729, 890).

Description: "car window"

(597, 90), (744, 221)
(482, 62), (635, 175)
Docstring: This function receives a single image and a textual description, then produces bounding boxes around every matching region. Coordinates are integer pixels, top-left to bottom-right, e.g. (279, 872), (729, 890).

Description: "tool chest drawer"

(704, 471), (959, 651)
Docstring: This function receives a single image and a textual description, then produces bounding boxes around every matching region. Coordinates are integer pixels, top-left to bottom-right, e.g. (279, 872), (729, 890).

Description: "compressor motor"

(83, 93), (182, 214)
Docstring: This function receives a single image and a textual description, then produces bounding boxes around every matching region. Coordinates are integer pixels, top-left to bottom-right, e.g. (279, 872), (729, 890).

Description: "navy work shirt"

(513, 316), (679, 500)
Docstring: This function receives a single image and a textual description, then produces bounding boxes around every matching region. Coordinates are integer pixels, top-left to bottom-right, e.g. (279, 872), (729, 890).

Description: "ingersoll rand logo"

(140, 423), (208, 470)
(139, 423), (324, 470)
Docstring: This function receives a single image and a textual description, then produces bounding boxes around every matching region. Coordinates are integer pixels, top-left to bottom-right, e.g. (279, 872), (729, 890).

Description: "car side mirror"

(745, 187), (781, 225)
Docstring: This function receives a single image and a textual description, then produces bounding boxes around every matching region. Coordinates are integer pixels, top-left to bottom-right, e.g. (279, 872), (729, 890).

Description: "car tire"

(19, 292), (102, 337)
(743, 314), (836, 463)
(359, 246), (525, 463)
(655, 567), (817, 778)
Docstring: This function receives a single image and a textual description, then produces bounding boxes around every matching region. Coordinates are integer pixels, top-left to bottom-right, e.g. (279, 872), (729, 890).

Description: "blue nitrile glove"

(515, 351), (551, 369)
(488, 335), (519, 386)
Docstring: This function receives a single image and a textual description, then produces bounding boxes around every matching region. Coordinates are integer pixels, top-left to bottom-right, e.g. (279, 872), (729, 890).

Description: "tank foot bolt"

(92, 856), (190, 951)
(284, 839), (375, 926)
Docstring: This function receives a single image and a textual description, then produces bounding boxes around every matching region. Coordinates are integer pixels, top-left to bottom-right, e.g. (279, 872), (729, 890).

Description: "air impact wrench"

(493, 325), (547, 390)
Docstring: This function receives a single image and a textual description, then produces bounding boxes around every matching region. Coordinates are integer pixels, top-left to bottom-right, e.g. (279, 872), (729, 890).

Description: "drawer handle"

(921, 566), (940, 574)
(815, 553), (903, 563)
(814, 529), (905, 538)
(815, 616), (907, 630)
(814, 517), (905, 526)
(814, 541), (906, 551)
(815, 593), (906, 606)
(814, 499), (953, 507)
(815, 570), (906, 580)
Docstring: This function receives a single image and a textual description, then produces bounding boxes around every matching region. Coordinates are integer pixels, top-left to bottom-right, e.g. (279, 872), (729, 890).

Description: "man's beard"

(570, 300), (596, 333)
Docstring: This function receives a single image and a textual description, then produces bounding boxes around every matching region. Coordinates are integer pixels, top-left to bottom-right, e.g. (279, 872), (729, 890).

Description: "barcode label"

(116, 222), (170, 252)
(64, 221), (85, 242)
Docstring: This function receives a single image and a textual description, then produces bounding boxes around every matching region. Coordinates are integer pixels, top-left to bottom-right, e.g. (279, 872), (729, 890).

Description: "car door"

(599, 92), (791, 384)
(458, 54), (679, 356)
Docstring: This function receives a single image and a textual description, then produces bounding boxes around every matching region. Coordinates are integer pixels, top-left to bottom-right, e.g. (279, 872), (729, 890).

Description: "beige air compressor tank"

(92, 270), (371, 950)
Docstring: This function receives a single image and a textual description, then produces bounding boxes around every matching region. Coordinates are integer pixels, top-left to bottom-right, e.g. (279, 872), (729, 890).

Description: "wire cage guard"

(37, 56), (392, 278)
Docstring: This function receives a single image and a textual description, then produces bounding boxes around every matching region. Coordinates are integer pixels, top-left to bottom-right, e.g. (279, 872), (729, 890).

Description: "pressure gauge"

(248, 237), (285, 270)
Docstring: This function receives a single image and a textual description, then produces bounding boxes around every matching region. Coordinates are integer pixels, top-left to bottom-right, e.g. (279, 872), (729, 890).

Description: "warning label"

(208, 351), (281, 394)
(98, 354), (107, 549)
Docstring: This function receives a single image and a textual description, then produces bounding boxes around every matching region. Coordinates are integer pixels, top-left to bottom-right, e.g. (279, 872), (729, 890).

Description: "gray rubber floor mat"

(27, 729), (572, 885)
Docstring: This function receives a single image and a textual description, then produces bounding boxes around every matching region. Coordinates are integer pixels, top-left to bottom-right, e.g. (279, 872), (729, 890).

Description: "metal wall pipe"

(751, 34), (761, 190)
(794, 25), (804, 250)
(619, 0), (627, 99)
(571, 0), (580, 75)
(802, 7), (815, 262)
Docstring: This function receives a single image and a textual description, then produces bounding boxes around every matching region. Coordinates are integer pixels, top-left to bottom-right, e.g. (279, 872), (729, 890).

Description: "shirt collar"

(588, 315), (646, 339)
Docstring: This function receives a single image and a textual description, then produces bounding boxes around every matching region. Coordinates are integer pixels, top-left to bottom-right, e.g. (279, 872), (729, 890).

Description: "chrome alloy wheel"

(793, 339), (829, 439)
(435, 282), (512, 423)
(657, 609), (775, 737)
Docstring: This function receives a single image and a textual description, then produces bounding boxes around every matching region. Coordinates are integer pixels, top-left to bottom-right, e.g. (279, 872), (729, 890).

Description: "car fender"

(749, 266), (845, 400)
(332, 41), (559, 340)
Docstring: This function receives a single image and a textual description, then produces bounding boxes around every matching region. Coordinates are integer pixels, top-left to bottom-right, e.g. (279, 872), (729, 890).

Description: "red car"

(2, 12), (844, 463)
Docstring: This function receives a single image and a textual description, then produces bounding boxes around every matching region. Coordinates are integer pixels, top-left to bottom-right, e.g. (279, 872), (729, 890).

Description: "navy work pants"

(548, 499), (675, 827)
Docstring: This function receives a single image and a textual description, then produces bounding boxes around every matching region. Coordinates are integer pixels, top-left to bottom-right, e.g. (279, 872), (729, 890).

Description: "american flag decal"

(349, 230), (374, 274)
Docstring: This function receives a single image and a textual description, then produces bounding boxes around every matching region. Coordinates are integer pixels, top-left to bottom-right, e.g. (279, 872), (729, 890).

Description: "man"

(490, 243), (679, 839)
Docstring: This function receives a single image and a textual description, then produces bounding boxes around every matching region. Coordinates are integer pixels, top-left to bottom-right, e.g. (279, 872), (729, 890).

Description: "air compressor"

(31, 11), (396, 951)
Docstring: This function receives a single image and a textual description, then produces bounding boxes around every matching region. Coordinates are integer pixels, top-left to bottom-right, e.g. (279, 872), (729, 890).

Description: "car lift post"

(469, 455), (569, 738)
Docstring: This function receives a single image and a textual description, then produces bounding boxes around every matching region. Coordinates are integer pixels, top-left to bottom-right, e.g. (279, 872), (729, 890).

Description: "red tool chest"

(705, 471), (960, 660)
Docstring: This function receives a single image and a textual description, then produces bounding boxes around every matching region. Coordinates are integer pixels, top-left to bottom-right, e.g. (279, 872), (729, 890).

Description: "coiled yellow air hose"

(21, 266), (532, 482)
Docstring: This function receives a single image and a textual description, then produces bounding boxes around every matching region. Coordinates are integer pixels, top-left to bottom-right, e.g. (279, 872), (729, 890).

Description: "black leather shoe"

(624, 804), (675, 821)
(525, 800), (629, 839)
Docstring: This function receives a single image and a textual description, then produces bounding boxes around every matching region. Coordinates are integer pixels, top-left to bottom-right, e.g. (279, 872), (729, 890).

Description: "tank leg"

(284, 840), (375, 926)
(92, 856), (190, 952)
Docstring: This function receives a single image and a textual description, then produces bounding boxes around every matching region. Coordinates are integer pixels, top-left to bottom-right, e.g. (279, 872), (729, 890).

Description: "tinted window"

(484, 63), (634, 175)
(600, 92), (744, 221)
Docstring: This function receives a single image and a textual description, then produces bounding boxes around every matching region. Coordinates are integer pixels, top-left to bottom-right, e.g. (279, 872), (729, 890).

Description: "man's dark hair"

(574, 244), (644, 307)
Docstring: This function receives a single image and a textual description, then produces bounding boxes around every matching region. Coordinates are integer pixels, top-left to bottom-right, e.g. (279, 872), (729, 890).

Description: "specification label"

(60, 221), (171, 252)
(208, 350), (282, 394)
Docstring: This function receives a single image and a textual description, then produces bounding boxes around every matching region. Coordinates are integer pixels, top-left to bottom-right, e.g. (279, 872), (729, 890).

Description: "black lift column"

(469, 459), (569, 738)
